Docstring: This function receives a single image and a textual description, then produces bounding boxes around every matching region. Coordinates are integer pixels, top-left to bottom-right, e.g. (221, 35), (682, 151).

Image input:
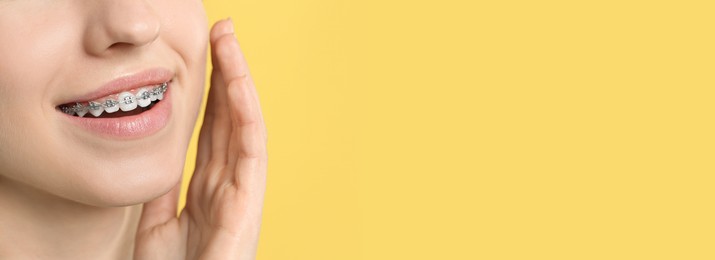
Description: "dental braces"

(61, 82), (168, 115)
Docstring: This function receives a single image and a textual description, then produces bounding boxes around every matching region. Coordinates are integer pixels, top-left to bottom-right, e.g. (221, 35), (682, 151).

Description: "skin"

(0, 1), (267, 259)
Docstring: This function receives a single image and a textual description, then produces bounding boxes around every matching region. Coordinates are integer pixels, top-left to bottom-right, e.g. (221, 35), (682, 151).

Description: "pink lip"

(59, 68), (175, 140)
(63, 68), (174, 103)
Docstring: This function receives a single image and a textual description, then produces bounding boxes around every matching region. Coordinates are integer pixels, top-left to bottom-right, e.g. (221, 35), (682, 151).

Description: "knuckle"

(226, 74), (249, 88)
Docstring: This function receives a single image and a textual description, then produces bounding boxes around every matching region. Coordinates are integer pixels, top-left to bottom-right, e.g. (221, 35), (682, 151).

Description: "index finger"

(213, 23), (267, 141)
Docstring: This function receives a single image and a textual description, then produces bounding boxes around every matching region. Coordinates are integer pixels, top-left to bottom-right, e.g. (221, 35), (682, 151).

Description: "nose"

(84, 0), (161, 55)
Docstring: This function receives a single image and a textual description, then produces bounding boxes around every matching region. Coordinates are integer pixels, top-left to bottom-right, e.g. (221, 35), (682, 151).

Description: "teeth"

(136, 88), (151, 107)
(118, 92), (137, 112)
(62, 106), (75, 116)
(73, 103), (88, 117)
(104, 99), (119, 113)
(150, 89), (159, 101)
(88, 101), (103, 117)
(157, 83), (167, 100)
(59, 81), (169, 117)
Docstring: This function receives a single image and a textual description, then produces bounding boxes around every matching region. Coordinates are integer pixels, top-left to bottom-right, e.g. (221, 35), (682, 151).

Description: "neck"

(0, 176), (141, 259)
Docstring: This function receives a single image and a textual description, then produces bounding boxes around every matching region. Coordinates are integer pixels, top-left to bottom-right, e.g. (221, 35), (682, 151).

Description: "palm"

(133, 19), (267, 260)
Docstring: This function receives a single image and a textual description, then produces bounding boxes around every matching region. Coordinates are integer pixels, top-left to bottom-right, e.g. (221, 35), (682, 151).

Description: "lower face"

(0, 0), (208, 206)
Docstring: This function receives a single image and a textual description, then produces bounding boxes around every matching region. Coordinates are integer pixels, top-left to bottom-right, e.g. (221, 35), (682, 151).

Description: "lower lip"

(61, 87), (172, 140)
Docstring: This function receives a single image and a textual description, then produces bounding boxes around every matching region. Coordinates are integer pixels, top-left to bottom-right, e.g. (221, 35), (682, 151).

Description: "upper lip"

(59, 68), (174, 104)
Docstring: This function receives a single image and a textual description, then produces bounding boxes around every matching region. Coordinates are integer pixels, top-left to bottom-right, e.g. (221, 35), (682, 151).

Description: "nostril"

(107, 41), (144, 51)
(108, 42), (126, 49)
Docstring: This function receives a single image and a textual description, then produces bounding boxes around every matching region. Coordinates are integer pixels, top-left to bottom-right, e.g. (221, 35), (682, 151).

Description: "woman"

(0, 0), (267, 259)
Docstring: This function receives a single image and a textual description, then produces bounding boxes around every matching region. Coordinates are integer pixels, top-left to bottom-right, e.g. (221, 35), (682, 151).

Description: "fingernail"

(227, 17), (234, 34)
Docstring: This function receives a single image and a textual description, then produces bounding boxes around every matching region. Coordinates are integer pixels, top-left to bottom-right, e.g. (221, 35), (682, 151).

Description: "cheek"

(163, 0), (209, 72)
(0, 7), (85, 187)
(0, 8), (82, 116)
(163, 1), (209, 129)
(0, 6), (84, 129)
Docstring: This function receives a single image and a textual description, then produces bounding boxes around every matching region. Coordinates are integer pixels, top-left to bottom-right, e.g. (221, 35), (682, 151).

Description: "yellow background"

(180, 0), (715, 259)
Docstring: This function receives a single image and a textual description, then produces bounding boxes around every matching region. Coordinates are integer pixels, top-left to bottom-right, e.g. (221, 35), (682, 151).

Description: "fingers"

(196, 19), (235, 170)
(208, 18), (269, 165)
(193, 19), (236, 193)
(227, 79), (267, 160)
(188, 19), (267, 259)
(216, 26), (267, 187)
(195, 18), (267, 194)
(136, 179), (182, 235)
(230, 81), (268, 200)
(205, 19), (236, 164)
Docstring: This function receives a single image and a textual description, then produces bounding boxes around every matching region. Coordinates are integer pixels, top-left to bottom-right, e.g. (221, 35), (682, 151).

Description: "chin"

(76, 151), (187, 207)
(59, 128), (193, 207)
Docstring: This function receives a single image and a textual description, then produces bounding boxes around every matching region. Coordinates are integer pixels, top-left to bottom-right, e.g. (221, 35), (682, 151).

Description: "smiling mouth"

(58, 82), (168, 118)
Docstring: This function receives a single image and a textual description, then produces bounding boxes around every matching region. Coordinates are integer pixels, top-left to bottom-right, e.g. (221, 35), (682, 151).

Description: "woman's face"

(0, 0), (208, 206)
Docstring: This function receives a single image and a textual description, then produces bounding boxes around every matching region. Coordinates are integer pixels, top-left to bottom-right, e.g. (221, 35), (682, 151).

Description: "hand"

(133, 18), (268, 260)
